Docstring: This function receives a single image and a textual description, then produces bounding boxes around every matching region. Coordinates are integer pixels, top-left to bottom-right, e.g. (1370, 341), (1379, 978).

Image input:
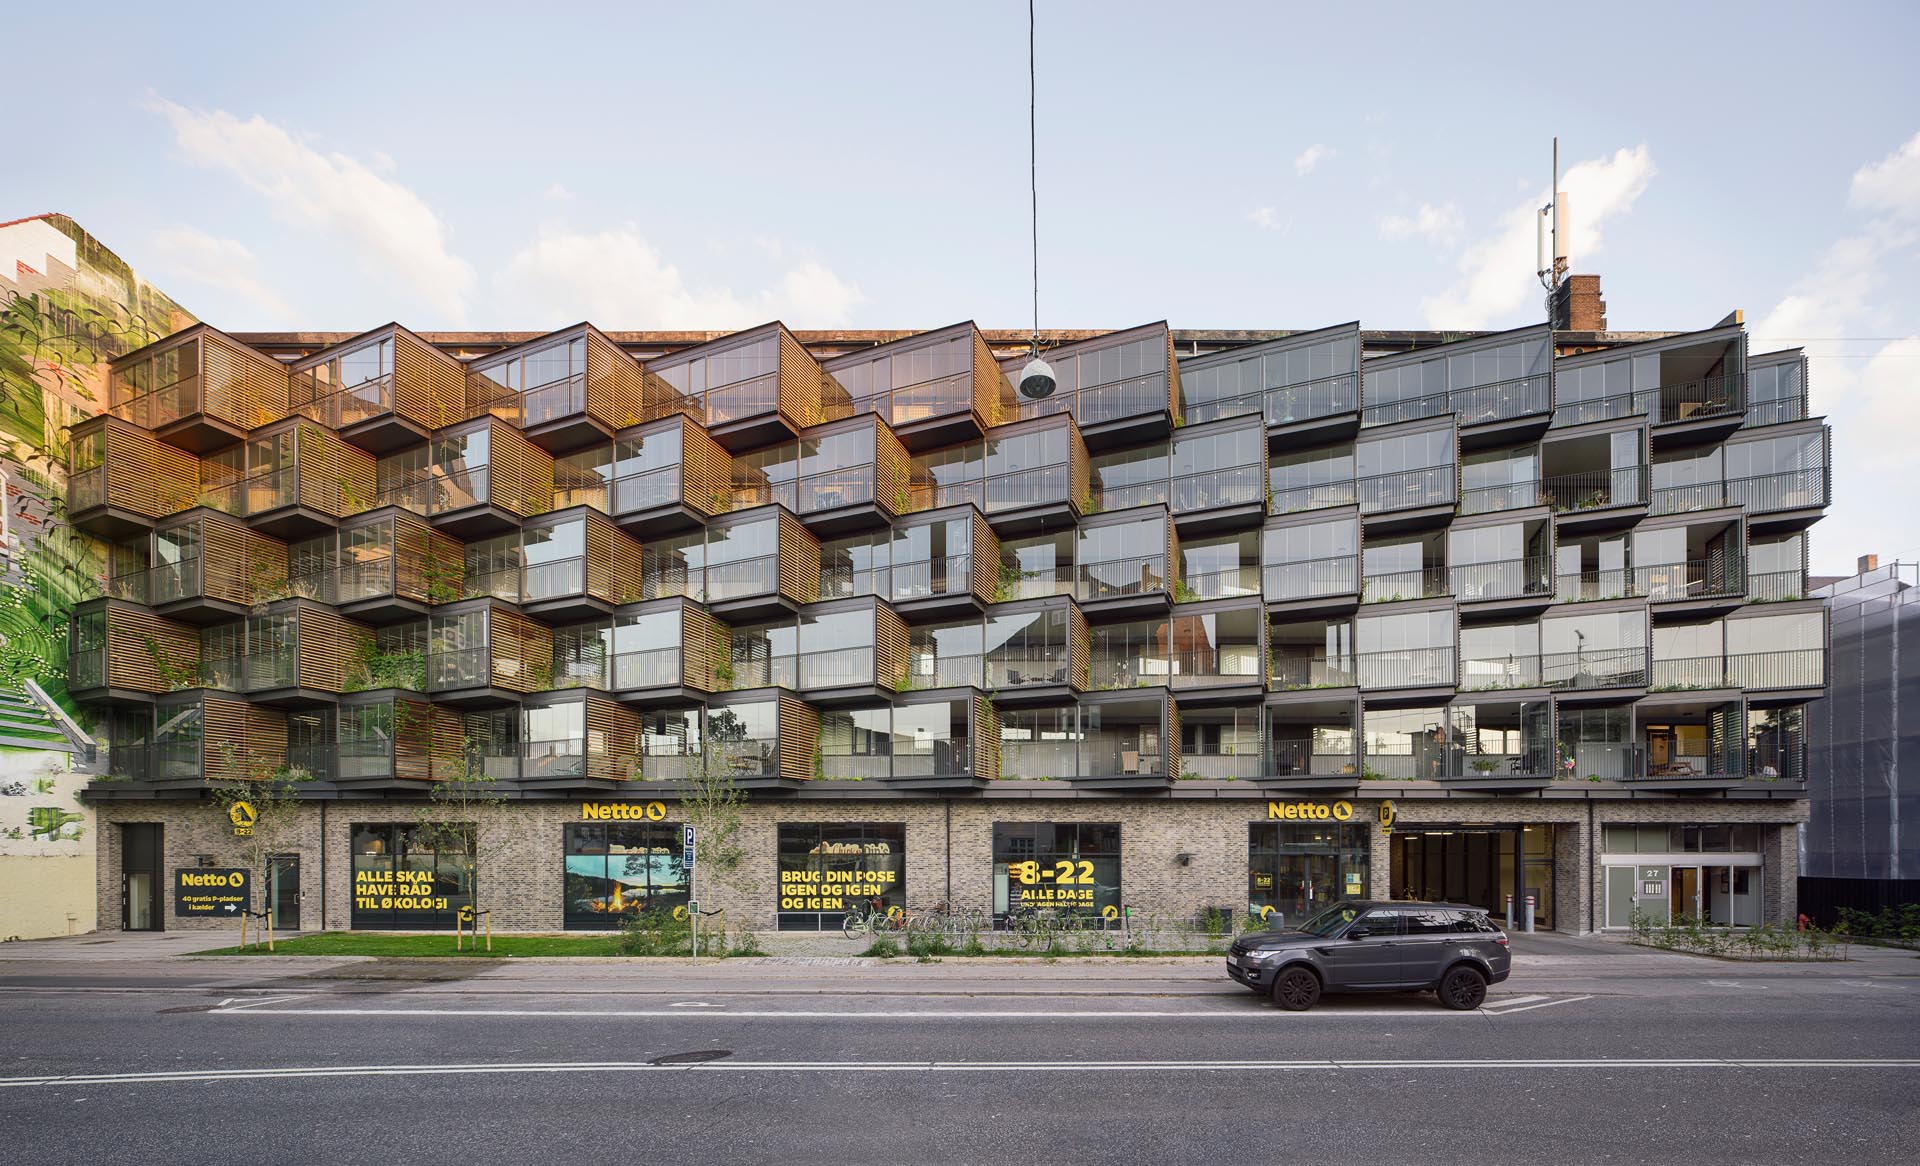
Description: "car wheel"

(1271, 966), (1321, 1011)
(1438, 964), (1488, 1010)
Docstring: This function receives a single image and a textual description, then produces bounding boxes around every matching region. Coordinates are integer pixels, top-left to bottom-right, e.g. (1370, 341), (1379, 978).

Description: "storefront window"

(563, 821), (686, 928)
(1248, 822), (1370, 927)
(350, 822), (472, 930)
(777, 823), (906, 931)
(992, 822), (1120, 920)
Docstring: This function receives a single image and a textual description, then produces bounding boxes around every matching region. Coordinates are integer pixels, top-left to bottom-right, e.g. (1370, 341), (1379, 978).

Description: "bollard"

(1505, 893), (1514, 928)
(1524, 894), (1536, 934)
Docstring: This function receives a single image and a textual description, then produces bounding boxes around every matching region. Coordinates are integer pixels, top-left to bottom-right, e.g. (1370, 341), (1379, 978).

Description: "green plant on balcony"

(1471, 759), (1499, 774)
(345, 639), (426, 692)
(422, 553), (463, 604)
(993, 561), (1025, 603)
(1172, 580), (1201, 604)
(712, 660), (737, 690)
(1077, 490), (1098, 515)
(1361, 766), (1388, 781)
(141, 636), (201, 691)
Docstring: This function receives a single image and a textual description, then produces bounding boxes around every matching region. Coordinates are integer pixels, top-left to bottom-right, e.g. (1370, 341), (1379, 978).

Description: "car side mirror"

(1347, 927), (1371, 941)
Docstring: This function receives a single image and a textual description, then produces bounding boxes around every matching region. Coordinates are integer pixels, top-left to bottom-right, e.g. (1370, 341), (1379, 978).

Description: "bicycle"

(841, 898), (906, 940)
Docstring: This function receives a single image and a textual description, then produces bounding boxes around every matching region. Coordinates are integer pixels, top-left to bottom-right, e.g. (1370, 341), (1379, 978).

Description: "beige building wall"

(0, 751), (97, 940)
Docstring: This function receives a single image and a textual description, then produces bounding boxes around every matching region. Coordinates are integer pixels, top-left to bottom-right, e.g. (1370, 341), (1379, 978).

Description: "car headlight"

(1244, 947), (1279, 961)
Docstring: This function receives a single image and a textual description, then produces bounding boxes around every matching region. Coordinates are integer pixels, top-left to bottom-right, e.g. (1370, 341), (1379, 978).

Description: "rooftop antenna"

(1537, 137), (1570, 318)
(1017, 0), (1056, 400)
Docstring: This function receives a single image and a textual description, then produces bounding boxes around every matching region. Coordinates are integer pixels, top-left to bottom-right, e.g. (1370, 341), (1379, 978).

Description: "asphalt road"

(1, 947), (1915, 1165)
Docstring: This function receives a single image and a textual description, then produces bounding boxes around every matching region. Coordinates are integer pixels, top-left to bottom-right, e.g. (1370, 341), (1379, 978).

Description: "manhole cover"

(649, 1050), (732, 1066)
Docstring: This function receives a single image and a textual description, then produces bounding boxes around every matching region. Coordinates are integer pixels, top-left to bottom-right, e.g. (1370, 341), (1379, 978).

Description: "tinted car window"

(1299, 905), (1363, 937)
(1353, 909), (1401, 937)
(1453, 912), (1497, 933)
(1401, 909), (1454, 935)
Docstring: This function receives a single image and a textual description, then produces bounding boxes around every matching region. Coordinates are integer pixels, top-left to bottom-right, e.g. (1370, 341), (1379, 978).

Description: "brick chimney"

(1552, 274), (1607, 332)
(1859, 553), (1880, 574)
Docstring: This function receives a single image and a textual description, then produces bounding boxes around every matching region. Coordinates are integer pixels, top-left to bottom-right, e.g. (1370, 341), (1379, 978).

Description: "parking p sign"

(683, 825), (696, 873)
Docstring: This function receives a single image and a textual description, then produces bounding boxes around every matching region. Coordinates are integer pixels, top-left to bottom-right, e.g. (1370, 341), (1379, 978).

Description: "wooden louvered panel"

(1165, 330), (1183, 425)
(194, 513), (288, 607)
(972, 330), (1014, 428)
(393, 697), (439, 783)
(202, 695), (288, 782)
(776, 510), (822, 604)
(1067, 419), (1091, 514)
(294, 603), (372, 693)
(584, 696), (641, 783)
(1164, 519), (1180, 595)
(391, 513), (463, 604)
(290, 423), (378, 517)
(875, 604), (910, 690)
(970, 511), (1000, 605)
(974, 694), (1000, 782)
(777, 328), (823, 429)
(584, 512), (646, 605)
(392, 327), (468, 429)
(682, 604), (724, 692)
(427, 704), (464, 781)
(776, 694), (820, 781)
(585, 329), (648, 431)
(487, 420), (555, 518)
(202, 332), (291, 429)
(875, 420), (912, 516)
(105, 605), (199, 693)
(1164, 701), (1181, 783)
(488, 606), (554, 693)
(1069, 604), (1091, 690)
(681, 417), (733, 516)
(99, 420), (200, 517)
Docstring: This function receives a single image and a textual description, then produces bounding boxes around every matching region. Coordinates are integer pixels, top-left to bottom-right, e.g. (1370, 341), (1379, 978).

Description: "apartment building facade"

(74, 303), (1827, 935)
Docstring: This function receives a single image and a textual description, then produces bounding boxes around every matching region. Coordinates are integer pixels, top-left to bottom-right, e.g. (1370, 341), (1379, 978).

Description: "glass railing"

(150, 557), (202, 604)
(613, 466), (686, 514)
(1540, 646), (1647, 690)
(196, 475), (248, 516)
(1726, 467), (1827, 512)
(907, 654), (986, 690)
(1458, 654), (1543, 690)
(796, 465), (876, 514)
(1744, 394), (1807, 429)
(1746, 569), (1806, 603)
(108, 376), (201, 429)
(1262, 554), (1359, 601)
(337, 554), (396, 602)
(890, 555), (971, 601)
(1540, 466), (1646, 512)
(1094, 479), (1169, 512)
(983, 463), (1070, 513)
(1181, 752), (1263, 780)
(1361, 565), (1450, 604)
(338, 737), (395, 781)
(1554, 568), (1631, 603)
(1268, 479), (1357, 515)
(705, 554), (779, 601)
(1361, 388), (1450, 427)
(1457, 480), (1540, 516)
(799, 647), (875, 689)
(242, 467), (301, 515)
(1451, 556), (1553, 601)
(1169, 648), (1262, 689)
(285, 567), (336, 603)
(639, 564), (698, 602)
(552, 476), (609, 513)
(1450, 374), (1551, 427)
(435, 464), (494, 513)
(1634, 559), (1746, 602)
(1651, 373), (1744, 424)
(1076, 373), (1168, 426)
(705, 372), (781, 424)
(1354, 647), (1454, 689)
(428, 645), (491, 691)
(68, 649), (105, 691)
(550, 652), (609, 691)
(242, 649), (297, 692)
(373, 473), (436, 516)
(729, 654), (797, 689)
(1550, 388), (1649, 429)
(69, 467), (105, 512)
(1356, 465), (1455, 513)
(1727, 648), (1825, 690)
(984, 650), (1071, 688)
(1178, 565), (1263, 601)
(1268, 653), (1356, 690)
(612, 646), (683, 689)
(197, 654), (245, 691)
(286, 743), (336, 781)
(1267, 738), (1356, 777)
(463, 564), (522, 603)
(154, 741), (201, 781)
(1749, 740), (1803, 782)
(465, 373), (524, 426)
(1649, 481), (1728, 515)
(523, 557), (587, 602)
(1264, 372), (1359, 427)
(1171, 465), (1264, 513)
(522, 374), (586, 427)
(1075, 554), (1166, 602)
(524, 737), (588, 780)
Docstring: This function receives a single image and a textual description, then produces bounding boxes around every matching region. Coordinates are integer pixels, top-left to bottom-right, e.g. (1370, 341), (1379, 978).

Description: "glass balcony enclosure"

(1178, 531), (1261, 601)
(1268, 443), (1356, 515)
(888, 516), (974, 602)
(998, 530), (1075, 601)
(824, 324), (1004, 432)
(1075, 514), (1168, 603)
(1170, 421), (1264, 513)
(1459, 447), (1540, 516)
(1009, 324), (1172, 428)
(1179, 706), (1263, 780)
(1541, 609), (1648, 689)
(1363, 326), (1550, 428)
(998, 698), (1168, 779)
(1354, 608), (1455, 689)
(289, 332), (398, 433)
(1723, 429), (1829, 513)
(470, 333), (587, 431)
(1177, 324), (1359, 428)
(109, 335), (203, 430)
(1459, 621), (1542, 691)
(1541, 430), (1645, 513)
(1363, 533), (1448, 604)
(1631, 520), (1744, 602)
(1743, 352), (1808, 429)
(706, 701), (781, 778)
(1262, 516), (1359, 601)
(909, 419), (1082, 514)
(1267, 701), (1359, 777)
(1748, 706), (1805, 782)
(648, 331), (783, 426)
(1269, 617), (1354, 690)
(1090, 442), (1168, 512)
(1554, 326), (1744, 428)
(1355, 425), (1456, 513)
(1559, 705), (1637, 780)
(1448, 520), (1551, 601)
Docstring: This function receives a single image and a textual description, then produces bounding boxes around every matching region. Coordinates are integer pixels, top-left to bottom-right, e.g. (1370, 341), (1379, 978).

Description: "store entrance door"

(1391, 826), (1550, 928)
(121, 824), (162, 932)
(267, 854), (301, 931)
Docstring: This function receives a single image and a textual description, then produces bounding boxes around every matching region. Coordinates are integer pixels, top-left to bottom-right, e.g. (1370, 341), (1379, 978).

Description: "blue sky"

(3, 0), (1916, 573)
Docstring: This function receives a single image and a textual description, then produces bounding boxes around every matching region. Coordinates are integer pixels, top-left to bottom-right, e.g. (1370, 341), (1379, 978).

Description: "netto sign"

(174, 869), (249, 917)
(1266, 800), (1354, 822)
(581, 801), (669, 821)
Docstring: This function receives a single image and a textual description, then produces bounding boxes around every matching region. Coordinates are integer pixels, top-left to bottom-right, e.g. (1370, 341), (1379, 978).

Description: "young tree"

(208, 743), (314, 949)
(411, 741), (529, 950)
(679, 724), (755, 900)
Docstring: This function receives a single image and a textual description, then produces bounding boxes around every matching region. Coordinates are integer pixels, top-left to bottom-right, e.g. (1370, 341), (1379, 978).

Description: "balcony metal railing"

(550, 652), (609, 691)
(1268, 479), (1357, 515)
(1540, 466), (1647, 512)
(983, 462), (1072, 513)
(291, 372), (394, 429)
(1649, 480), (1729, 515)
(1166, 649), (1262, 689)
(799, 647), (874, 689)
(906, 653), (986, 690)
(1749, 741), (1804, 781)
(1361, 388), (1450, 427)
(1262, 553), (1360, 601)
(613, 646), (684, 689)
(889, 555), (972, 602)
(1634, 558), (1746, 602)
(1729, 649), (1827, 690)
(985, 650), (1072, 688)
(337, 554), (397, 603)
(1650, 655), (1737, 690)
(1650, 373), (1744, 424)
(1540, 646), (1647, 690)
(857, 370), (975, 427)
(242, 648), (298, 692)
(523, 556), (588, 603)
(1171, 465), (1265, 513)
(729, 654), (797, 689)
(794, 465), (877, 514)
(705, 554), (779, 601)
(1178, 565), (1263, 601)
(1452, 555), (1554, 601)
(462, 564), (522, 603)
(106, 569), (149, 603)
(714, 736), (780, 777)
(337, 738), (395, 781)
(1550, 388), (1647, 429)
(428, 645), (492, 691)
(1075, 554), (1167, 602)
(1457, 480), (1541, 516)
(1094, 479), (1168, 512)
(1726, 467), (1827, 513)
(107, 376), (201, 429)
(1746, 569), (1806, 603)
(196, 653), (245, 692)
(149, 556), (203, 605)
(1458, 654), (1544, 690)
(820, 562), (891, 601)
(1267, 737), (1357, 777)
(1553, 568), (1631, 603)
(1356, 465), (1455, 514)
(1362, 373), (1550, 429)
(1744, 393), (1807, 429)
(524, 737), (588, 780)
(704, 372), (781, 425)
(1268, 653), (1356, 690)
(1183, 371), (1359, 428)
(284, 566), (336, 603)
(1180, 752), (1264, 780)
(286, 743), (336, 781)
(1076, 373), (1169, 426)
(552, 475), (609, 513)
(1089, 652), (1160, 690)
(614, 465), (688, 514)
(993, 564), (1074, 602)
(1353, 647), (1455, 689)
(522, 374), (587, 428)
(1361, 564), (1450, 603)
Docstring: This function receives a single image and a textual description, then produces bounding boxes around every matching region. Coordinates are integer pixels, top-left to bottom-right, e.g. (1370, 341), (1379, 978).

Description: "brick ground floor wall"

(91, 793), (1808, 935)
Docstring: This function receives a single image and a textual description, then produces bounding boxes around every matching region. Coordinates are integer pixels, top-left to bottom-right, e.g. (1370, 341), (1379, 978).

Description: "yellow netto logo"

(1266, 800), (1353, 822)
(582, 802), (669, 821)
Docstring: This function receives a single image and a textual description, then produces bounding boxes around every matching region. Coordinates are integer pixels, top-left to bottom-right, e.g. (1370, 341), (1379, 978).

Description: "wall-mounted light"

(1175, 852), (1194, 867)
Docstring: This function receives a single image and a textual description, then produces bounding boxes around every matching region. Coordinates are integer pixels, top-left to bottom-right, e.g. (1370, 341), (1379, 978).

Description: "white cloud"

(492, 223), (864, 330)
(1248, 206), (1280, 231)
(1293, 144), (1334, 176)
(1418, 145), (1656, 329)
(148, 98), (475, 322)
(144, 226), (293, 323)
(1751, 131), (1920, 573)
(1378, 202), (1465, 247)
(543, 183), (573, 202)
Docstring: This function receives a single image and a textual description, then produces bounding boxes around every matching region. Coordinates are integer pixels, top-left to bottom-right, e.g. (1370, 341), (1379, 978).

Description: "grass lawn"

(194, 932), (627, 957)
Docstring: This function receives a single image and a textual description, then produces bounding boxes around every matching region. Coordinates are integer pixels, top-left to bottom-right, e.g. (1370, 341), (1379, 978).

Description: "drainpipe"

(944, 799), (952, 903)
(320, 801), (328, 931)
(1587, 799), (1596, 934)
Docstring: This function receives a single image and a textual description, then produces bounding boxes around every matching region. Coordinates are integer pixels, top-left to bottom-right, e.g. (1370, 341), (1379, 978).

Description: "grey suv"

(1226, 901), (1511, 1011)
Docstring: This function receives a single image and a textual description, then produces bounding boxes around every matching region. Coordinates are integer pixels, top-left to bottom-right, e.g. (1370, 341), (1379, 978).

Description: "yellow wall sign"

(1378, 800), (1398, 832)
(1266, 800), (1353, 822)
(228, 802), (257, 837)
(582, 802), (668, 821)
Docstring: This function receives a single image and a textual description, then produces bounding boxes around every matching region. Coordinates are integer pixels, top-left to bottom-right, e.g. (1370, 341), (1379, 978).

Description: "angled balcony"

(643, 323), (827, 451)
(1355, 420), (1456, 532)
(1362, 527), (1449, 604)
(332, 694), (462, 787)
(107, 326), (288, 454)
(693, 695), (817, 788)
(146, 693), (289, 785)
(290, 325), (465, 453)
(426, 600), (553, 707)
(1170, 416), (1267, 534)
(222, 421), (380, 540)
(473, 325), (647, 454)
(1742, 351), (1809, 430)
(517, 510), (646, 621)
(732, 415), (913, 537)
(824, 322), (1014, 450)
(883, 507), (996, 620)
(1178, 322), (1361, 442)
(424, 418), (556, 539)
(1073, 510), (1173, 618)
(67, 600), (199, 705)
(607, 600), (728, 706)
(1260, 698), (1360, 793)
(65, 417), (202, 539)
(909, 414), (1088, 535)
(1009, 322), (1178, 448)
(333, 510), (462, 624)
(520, 694), (642, 786)
(145, 511), (289, 625)
(222, 601), (373, 708)
(1552, 324), (1745, 442)
(611, 415), (734, 536)
(1363, 324), (1552, 447)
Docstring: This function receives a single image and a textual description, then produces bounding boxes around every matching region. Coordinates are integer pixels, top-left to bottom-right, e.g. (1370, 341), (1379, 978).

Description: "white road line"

(1482, 995), (1595, 1015)
(1477, 994), (1548, 1010)
(4, 1058), (1918, 1089)
(203, 1005), (1512, 1020)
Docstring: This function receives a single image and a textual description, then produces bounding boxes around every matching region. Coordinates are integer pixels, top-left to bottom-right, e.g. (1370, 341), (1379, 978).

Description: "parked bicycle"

(841, 898), (906, 939)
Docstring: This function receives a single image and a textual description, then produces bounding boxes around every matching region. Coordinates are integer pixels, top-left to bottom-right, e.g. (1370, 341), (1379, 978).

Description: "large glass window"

(992, 822), (1121, 920)
(350, 822), (472, 930)
(819, 707), (892, 779)
(893, 700), (970, 777)
(614, 424), (686, 513)
(523, 702), (587, 779)
(707, 518), (779, 600)
(1355, 609), (1455, 687)
(563, 820), (686, 929)
(984, 607), (1070, 688)
(708, 702), (778, 777)
(777, 823), (906, 931)
(1090, 443), (1169, 511)
(1262, 517), (1358, 599)
(1076, 516), (1167, 600)
(1171, 424), (1263, 512)
(522, 520), (586, 601)
(799, 610), (875, 688)
(1542, 609), (1647, 688)
(891, 519), (970, 600)
(612, 611), (682, 688)
(1249, 822), (1371, 927)
(1362, 706), (1451, 780)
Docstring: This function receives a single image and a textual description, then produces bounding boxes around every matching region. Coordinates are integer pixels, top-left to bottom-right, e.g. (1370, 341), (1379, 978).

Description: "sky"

(3, 0), (1916, 575)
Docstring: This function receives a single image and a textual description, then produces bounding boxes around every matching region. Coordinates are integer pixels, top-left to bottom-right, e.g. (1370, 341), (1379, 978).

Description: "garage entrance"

(1390, 824), (1556, 930)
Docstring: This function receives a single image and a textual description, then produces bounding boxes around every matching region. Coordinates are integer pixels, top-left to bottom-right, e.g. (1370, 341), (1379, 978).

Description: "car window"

(1352, 909), (1401, 937)
(1453, 912), (1496, 933)
(1400, 909), (1454, 935)
(1298, 905), (1361, 937)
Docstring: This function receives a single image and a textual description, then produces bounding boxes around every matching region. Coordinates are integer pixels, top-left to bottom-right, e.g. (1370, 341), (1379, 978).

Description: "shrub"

(619, 909), (691, 956)
(862, 937), (900, 959)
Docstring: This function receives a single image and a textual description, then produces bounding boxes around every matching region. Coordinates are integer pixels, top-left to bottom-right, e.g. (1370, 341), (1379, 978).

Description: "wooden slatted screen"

(973, 694), (1000, 782)
(680, 416), (733, 516)
(583, 512), (646, 605)
(201, 331), (291, 429)
(104, 603), (199, 693)
(1165, 329), (1183, 425)
(1069, 604), (1091, 690)
(487, 420), (556, 519)
(392, 326), (468, 429)
(970, 511), (1000, 605)
(875, 603), (910, 690)
(488, 606), (554, 693)
(1164, 700), (1181, 783)
(201, 694), (288, 782)
(776, 327), (824, 429)
(682, 603), (725, 692)
(585, 328), (648, 431)
(874, 419), (912, 516)
(96, 418), (200, 517)
(776, 694), (820, 781)
(292, 602), (372, 692)
(189, 512), (288, 607)
(776, 510), (822, 604)
(972, 330), (1014, 428)
(293, 422), (378, 517)
(584, 696), (641, 782)
(1067, 419), (1091, 514)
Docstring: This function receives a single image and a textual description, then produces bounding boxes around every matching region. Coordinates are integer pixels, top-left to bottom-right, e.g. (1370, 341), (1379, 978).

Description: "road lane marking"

(1481, 995), (1594, 1015)
(200, 1005), (1547, 1020)
(5, 1058), (1918, 1089)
